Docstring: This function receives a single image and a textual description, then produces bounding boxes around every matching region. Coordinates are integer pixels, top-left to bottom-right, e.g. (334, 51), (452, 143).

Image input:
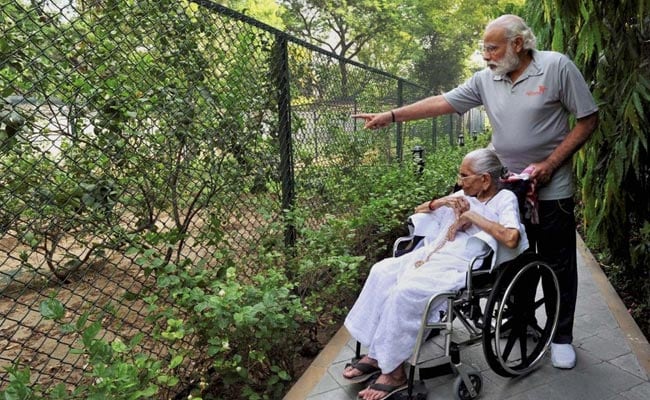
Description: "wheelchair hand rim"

(494, 261), (560, 375)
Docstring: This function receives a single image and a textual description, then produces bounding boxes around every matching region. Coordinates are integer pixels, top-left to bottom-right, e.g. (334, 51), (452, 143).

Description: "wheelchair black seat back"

(352, 179), (560, 400)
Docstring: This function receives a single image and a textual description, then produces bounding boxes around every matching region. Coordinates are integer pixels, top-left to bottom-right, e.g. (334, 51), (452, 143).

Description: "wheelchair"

(350, 184), (560, 400)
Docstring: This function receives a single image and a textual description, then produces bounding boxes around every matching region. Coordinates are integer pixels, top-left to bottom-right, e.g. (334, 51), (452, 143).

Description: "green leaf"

(81, 193), (95, 206)
(132, 385), (159, 398)
(128, 333), (144, 347)
(631, 91), (644, 120)
(156, 375), (179, 387)
(551, 21), (564, 52)
(82, 321), (102, 344)
(75, 312), (90, 331)
(169, 354), (183, 369)
(278, 370), (290, 380)
(111, 337), (128, 353)
(40, 299), (65, 321)
(48, 383), (70, 399)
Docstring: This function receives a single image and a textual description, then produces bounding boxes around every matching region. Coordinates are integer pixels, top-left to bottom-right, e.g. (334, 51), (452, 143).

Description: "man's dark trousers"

(525, 197), (577, 344)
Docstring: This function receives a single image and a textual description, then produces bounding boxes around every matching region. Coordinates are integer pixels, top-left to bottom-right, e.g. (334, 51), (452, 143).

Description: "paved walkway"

(285, 236), (650, 400)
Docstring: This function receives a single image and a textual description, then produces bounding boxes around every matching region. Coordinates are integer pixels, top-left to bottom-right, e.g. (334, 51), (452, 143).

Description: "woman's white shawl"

(344, 189), (528, 373)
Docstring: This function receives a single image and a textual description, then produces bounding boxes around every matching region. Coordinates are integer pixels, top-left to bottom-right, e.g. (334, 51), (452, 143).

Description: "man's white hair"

(487, 14), (537, 50)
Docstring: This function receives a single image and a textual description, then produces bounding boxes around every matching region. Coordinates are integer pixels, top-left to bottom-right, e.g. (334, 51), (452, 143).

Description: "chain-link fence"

(1, 0), (484, 395)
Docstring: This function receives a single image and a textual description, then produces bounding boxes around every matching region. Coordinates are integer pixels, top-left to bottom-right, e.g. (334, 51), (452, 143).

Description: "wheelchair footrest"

(392, 380), (428, 400)
(417, 362), (454, 380)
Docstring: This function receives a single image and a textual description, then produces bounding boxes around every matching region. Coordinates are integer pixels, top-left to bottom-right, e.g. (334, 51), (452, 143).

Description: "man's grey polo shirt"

(444, 50), (598, 200)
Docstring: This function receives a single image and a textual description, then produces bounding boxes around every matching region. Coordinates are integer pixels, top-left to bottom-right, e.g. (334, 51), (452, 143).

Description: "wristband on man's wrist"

(390, 110), (396, 123)
(428, 199), (436, 210)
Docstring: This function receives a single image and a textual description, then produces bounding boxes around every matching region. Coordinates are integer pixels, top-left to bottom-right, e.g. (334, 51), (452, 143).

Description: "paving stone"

(307, 387), (356, 400)
(307, 371), (342, 396)
(581, 332), (631, 361)
(552, 362), (645, 397)
(620, 381), (650, 400)
(610, 353), (648, 380)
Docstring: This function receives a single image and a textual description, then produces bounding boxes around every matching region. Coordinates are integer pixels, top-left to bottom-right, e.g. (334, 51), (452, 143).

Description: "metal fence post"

(448, 114), (454, 146)
(396, 79), (404, 164)
(432, 117), (437, 152)
(273, 34), (296, 249)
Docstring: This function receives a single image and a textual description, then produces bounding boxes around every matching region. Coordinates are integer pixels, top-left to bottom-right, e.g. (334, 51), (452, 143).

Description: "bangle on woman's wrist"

(390, 110), (396, 123)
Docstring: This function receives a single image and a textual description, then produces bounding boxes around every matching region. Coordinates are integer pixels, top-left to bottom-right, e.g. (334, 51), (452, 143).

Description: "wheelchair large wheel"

(482, 254), (560, 377)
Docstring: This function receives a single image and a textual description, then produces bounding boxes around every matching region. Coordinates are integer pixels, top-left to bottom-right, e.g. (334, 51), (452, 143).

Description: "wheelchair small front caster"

(453, 369), (482, 400)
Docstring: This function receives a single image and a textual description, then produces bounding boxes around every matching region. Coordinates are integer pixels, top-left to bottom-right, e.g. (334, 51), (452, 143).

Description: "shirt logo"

(526, 85), (547, 96)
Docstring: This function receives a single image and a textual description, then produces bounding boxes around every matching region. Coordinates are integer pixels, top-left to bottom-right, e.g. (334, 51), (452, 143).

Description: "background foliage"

(0, 0), (476, 398)
(525, 0), (650, 335)
(230, 0), (526, 90)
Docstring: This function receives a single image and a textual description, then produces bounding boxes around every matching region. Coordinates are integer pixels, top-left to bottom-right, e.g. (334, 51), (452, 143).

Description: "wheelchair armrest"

(392, 217), (421, 257)
(393, 235), (415, 257)
(393, 235), (425, 257)
(465, 249), (494, 293)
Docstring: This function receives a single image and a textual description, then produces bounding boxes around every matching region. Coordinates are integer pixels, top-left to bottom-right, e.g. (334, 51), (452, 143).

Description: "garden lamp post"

(412, 145), (424, 175)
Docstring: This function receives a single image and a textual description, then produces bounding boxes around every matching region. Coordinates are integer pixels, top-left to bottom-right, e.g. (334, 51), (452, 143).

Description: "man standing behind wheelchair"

(343, 148), (528, 400)
(352, 14), (598, 375)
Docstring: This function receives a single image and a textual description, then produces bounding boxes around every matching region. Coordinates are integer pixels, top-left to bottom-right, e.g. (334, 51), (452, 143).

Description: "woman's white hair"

(487, 14), (537, 50)
(464, 148), (507, 182)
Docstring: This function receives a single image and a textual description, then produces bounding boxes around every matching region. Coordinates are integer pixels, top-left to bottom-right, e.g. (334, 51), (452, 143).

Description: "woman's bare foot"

(342, 356), (379, 380)
(357, 365), (407, 400)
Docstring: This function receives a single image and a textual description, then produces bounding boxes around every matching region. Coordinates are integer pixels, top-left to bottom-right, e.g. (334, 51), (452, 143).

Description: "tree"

(277, 0), (404, 97)
(406, 0), (526, 91)
(525, 0), (650, 315)
(275, 0), (526, 94)
(216, 0), (285, 28)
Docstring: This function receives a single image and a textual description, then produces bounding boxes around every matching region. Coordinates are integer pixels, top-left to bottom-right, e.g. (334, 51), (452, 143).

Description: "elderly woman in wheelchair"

(343, 148), (559, 400)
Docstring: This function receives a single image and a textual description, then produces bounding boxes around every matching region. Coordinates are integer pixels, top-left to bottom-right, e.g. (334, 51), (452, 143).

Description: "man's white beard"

(489, 46), (520, 76)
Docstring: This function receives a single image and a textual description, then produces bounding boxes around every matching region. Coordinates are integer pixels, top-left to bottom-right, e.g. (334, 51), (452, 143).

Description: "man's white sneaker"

(551, 343), (576, 369)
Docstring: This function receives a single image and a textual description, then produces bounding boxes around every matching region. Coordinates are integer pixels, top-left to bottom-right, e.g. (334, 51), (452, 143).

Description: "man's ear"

(513, 36), (524, 52)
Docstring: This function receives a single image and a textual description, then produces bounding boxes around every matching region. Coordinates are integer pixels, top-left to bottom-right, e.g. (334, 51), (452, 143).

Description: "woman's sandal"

(358, 381), (408, 400)
(343, 359), (381, 384)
